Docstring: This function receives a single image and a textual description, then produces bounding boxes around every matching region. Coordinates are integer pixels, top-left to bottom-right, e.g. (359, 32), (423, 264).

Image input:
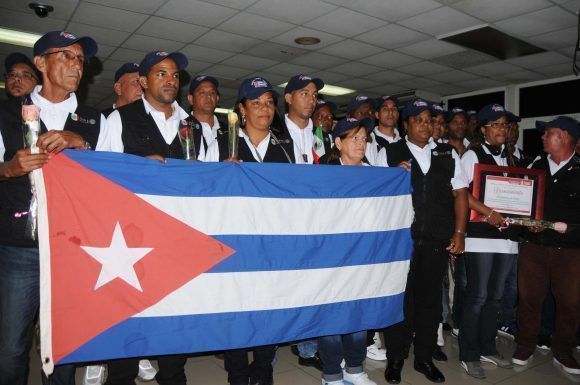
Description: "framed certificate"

(471, 164), (546, 221)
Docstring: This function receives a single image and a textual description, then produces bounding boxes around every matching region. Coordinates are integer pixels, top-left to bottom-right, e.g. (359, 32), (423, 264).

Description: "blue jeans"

(0, 245), (76, 385)
(297, 340), (318, 358)
(458, 252), (516, 361)
(499, 254), (518, 326)
(452, 255), (466, 329)
(318, 331), (366, 381)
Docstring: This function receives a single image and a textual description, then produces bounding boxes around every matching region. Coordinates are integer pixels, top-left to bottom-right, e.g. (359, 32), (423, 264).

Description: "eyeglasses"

(42, 49), (86, 66)
(4, 71), (38, 82)
(347, 135), (368, 143)
(485, 122), (510, 129)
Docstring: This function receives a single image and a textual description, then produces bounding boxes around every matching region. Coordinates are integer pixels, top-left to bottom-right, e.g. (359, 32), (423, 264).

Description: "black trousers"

(104, 356), (186, 385)
(383, 242), (448, 362)
(224, 345), (275, 385)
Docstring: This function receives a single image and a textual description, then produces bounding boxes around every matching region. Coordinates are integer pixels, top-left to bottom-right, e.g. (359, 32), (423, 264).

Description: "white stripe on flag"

(136, 261), (409, 317)
(137, 195), (413, 235)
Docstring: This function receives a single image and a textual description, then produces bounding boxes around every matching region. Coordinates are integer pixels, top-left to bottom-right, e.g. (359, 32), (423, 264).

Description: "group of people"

(0, 30), (578, 385)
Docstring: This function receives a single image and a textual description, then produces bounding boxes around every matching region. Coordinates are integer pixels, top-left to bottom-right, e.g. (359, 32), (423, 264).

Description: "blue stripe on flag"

(58, 294), (404, 364)
(62, 151), (412, 198)
(210, 229), (412, 272)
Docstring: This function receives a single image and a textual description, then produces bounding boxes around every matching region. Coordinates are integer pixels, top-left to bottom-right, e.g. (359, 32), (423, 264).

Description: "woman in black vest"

(458, 104), (517, 379)
(317, 117), (378, 385)
(204, 77), (293, 164)
(382, 100), (468, 385)
(206, 77), (292, 385)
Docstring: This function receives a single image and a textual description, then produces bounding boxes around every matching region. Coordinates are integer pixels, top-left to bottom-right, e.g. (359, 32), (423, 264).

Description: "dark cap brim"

(139, 52), (188, 76)
(4, 53), (36, 72)
(238, 88), (279, 104)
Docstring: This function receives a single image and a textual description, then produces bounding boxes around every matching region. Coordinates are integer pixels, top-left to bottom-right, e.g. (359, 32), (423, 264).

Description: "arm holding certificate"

(470, 163), (546, 224)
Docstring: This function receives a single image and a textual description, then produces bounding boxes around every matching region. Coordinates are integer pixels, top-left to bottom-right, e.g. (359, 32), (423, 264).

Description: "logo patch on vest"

(69, 113), (96, 125)
(432, 149), (451, 157)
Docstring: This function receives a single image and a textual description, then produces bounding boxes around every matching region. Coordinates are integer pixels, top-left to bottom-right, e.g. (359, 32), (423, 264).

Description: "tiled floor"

(29, 332), (579, 384)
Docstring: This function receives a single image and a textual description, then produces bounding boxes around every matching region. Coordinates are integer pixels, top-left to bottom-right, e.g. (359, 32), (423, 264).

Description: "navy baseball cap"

(4, 52), (36, 73)
(431, 104), (446, 117)
(139, 51), (188, 76)
(375, 95), (398, 109)
(333, 117), (374, 137)
(446, 107), (467, 123)
(114, 62), (140, 82)
(478, 104), (508, 123)
(237, 77), (278, 103)
(402, 99), (431, 120)
(536, 116), (579, 139)
(284, 74), (324, 94)
(189, 74), (219, 94)
(314, 99), (337, 113)
(347, 94), (375, 113)
(33, 31), (98, 58)
(506, 111), (522, 123)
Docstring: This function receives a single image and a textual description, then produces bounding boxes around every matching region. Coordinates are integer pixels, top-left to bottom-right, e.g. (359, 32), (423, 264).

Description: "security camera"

(29, 2), (54, 18)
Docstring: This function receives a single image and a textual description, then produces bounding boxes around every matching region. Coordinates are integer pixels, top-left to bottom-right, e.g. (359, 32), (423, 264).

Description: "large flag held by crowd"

(35, 150), (413, 375)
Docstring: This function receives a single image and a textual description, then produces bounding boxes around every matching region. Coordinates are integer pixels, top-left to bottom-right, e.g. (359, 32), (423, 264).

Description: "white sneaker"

(366, 344), (387, 361)
(83, 365), (105, 385)
(343, 371), (377, 385)
(322, 380), (345, 385)
(138, 359), (157, 381)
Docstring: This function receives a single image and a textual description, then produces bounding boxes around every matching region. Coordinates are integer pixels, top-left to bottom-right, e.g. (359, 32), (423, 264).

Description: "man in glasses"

(0, 30), (107, 385)
(4, 52), (39, 98)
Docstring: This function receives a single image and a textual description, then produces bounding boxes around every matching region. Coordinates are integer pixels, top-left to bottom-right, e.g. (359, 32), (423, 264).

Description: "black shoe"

(432, 346), (448, 362)
(536, 335), (551, 351)
(290, 344), (299, 356)
(384, 359), (404, 384)
(414, 361), (445, 383)
(442, 322), (452, 332)
(298, 353), (323, 371)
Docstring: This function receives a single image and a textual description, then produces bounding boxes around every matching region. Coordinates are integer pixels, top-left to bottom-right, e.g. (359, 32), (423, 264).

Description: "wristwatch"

(83, 141), (91, 150)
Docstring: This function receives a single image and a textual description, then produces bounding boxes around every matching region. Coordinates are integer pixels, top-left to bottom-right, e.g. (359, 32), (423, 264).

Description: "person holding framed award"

(458, 104), (517, 379)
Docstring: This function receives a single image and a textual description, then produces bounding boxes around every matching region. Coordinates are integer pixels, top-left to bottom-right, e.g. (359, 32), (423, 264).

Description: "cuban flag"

(35, 150), (413, 375)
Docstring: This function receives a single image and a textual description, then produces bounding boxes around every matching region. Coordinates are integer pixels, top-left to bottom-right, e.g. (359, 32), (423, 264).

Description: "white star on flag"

(81, 222), (153, 292)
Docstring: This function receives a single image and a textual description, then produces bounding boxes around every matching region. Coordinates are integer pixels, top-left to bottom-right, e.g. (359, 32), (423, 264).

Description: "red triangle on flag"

(42, 154), (235, 364)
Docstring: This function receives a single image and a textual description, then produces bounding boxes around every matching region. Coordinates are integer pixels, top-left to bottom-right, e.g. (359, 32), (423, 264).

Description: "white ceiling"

(0, 0), (577, 110)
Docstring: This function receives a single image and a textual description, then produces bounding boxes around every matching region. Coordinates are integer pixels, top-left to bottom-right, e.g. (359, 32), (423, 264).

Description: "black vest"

(0, 97), (101, 247)
(386, 140), (456, 243)
(215, 129), (295, 164)
(373, 129), (400, 152)
(117, 99), (203, 159)
(467, 145), (516, 240)
(525, 153), (580, 248)
(102, 106), (115, 118)
(318, 153), (371, 166)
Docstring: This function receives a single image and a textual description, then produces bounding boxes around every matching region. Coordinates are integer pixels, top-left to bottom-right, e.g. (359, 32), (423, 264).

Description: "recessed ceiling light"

(278, 82), (355, 97)
(0, 82), (5, 89)
(294, 37), (321, 45)
(0, 27), (41, 47)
